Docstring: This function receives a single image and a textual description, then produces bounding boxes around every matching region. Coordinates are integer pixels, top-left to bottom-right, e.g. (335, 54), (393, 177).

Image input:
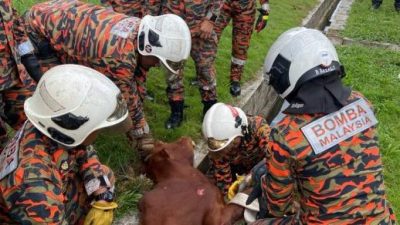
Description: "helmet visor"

(207, 137), (229, 151)
(107, 94), (128, 122)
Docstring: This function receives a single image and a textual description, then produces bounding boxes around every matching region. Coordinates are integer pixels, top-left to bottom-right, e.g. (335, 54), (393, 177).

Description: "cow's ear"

(159, 148), (170, 159)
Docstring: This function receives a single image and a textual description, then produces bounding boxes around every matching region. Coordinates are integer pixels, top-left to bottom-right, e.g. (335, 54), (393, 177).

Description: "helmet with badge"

(202, 103), (248, 152)
(263, 27), (345, 99)
(24, 64), (129, 147)
(138, 14), (191, 74)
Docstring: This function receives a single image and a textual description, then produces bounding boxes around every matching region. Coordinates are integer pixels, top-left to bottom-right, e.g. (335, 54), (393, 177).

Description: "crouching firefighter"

(0, 65), (129, 225)
(23, 0), (191, 159)
(247, 27), (397, 225)
(202, 103), (271, 196)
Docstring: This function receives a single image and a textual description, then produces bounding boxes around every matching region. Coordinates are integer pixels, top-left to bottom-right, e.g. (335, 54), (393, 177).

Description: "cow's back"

(139, 176), (225, 225)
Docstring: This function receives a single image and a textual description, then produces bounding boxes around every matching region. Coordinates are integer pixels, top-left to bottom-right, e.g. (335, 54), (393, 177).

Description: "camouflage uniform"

(253, 91), (397, 225)
(208, 116), (271, 194)
(0, 0), (35, 148)
(101, 0), (145, 18)
(24, 0), (149, 138)
(148, 0), (222, 103)
(214, 0), (269, 82)
(0, 121), (115, 224)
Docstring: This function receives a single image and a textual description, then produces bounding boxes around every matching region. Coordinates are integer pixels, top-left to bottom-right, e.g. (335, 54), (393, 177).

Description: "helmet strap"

(241, 125), (252, 143)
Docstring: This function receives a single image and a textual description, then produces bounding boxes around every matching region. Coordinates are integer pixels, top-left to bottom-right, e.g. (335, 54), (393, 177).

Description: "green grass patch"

(342, 0), (400, 44)
(338, 45), (400, 215)
(13, 0), (319, 217)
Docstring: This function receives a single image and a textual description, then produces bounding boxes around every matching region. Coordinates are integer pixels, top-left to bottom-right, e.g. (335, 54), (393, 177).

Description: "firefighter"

(372, 0), (400, 11)
(0, 64), (129, 225)
(0, 0), (42, 148)
(146, 0), (223, 129)
(214, 0), (270, 96)
(202, 103), (271, 196)
(249, 27), (397, 224)
(23, 0), (191, 158)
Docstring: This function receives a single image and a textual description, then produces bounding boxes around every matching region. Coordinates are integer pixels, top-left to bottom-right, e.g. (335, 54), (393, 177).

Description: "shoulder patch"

(0, 125), (26, 180)
(301, 98), (378, 155)
(111, 17), (140, 39)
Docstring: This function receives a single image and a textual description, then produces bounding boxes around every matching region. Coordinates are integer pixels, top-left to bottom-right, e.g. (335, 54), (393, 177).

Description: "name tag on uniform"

(301, 98), (378, 155)
(0, 124), (25, 180)
(111, 17), (140, 39)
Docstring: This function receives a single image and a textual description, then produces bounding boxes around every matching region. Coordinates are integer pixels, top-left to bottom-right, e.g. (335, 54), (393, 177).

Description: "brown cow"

(139, 137), (244, 225)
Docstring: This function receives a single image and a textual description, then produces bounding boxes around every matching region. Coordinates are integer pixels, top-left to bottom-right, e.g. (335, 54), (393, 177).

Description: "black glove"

(21, 54), (43, 82)
(246, 160), (268, 219)
(255, 5), (270, 33)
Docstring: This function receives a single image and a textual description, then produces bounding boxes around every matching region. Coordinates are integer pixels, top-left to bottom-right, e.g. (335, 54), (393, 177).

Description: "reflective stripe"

(231, 57), (246, 66)
(111, 17), (140, 39)
(0, 121), (27, 180)
(301, 98), (378, 155)
(17, 40), (35, 56)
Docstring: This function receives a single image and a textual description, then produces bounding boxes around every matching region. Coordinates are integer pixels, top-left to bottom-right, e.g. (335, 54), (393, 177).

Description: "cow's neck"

(153, 160), (196, 183)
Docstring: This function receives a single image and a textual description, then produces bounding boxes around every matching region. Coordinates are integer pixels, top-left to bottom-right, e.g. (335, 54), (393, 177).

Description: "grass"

(338, 45), (400, 215)
(30, 0), (400, 219)
(342, 0), (400, 44)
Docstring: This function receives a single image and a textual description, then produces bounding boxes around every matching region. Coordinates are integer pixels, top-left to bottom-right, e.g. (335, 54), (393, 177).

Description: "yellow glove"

(84, 201), (118, 225)
(227, 175), (245, 200)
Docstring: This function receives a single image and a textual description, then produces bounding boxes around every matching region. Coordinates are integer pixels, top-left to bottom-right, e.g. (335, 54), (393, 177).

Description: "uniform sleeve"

(5, 180), (68, 225)
(22, 8), (61, 71)
(256, 124), (271, 153)
(77, 146), (114, 195)
(112, 63), (147, 134)
(11, 8), (30, 45)
(134, 65), (149, 101)
(2, 146), (67, 225)
(146, 0), (164, 16)
(209, 151), (233, 195)
(264, 128), (295, 217)
(101, 0), (144, 17)
(206, 0), (223, 20)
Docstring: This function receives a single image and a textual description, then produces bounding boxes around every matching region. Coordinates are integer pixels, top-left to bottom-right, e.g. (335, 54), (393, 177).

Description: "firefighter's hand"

(84, 201), (118, 225)
(227, 175), (245, 200)
(132, 133), (155, 161)
(255, 3), (270, 33)
(137, 133), (154, 152)
(199, 19), (214, 39)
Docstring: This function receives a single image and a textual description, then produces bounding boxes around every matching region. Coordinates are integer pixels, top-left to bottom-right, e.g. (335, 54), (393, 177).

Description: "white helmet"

(24, 64), (128, 147)
(202, 103), (248, 152)
(138, 14), (191, 74)
(263, 27), (344, 99)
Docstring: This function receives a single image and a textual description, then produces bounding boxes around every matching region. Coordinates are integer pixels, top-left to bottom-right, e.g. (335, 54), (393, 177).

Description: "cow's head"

(145, 137), (195, 181)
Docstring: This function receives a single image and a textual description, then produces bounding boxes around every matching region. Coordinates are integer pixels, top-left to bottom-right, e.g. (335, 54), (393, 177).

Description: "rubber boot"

(395, 1), (400, 12)
(230, 63), (244, 97)
(202, 100), (217, 117)
(372, 0), (382, 9)
(230, 81), (241, 97)
(165, 101), (184, 129)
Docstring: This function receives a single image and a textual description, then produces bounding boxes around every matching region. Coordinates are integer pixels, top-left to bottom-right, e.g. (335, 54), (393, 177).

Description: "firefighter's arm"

(255, 0), (270, 33)
(12, 8), (43, 82)
(77, 146), (115, 196)
(209, 151), (233, 195)
(5, 180), (67, 225)
(206, 0), (223, 24)
(146, 0), (164, 16)
(264, 129), (295, 217)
